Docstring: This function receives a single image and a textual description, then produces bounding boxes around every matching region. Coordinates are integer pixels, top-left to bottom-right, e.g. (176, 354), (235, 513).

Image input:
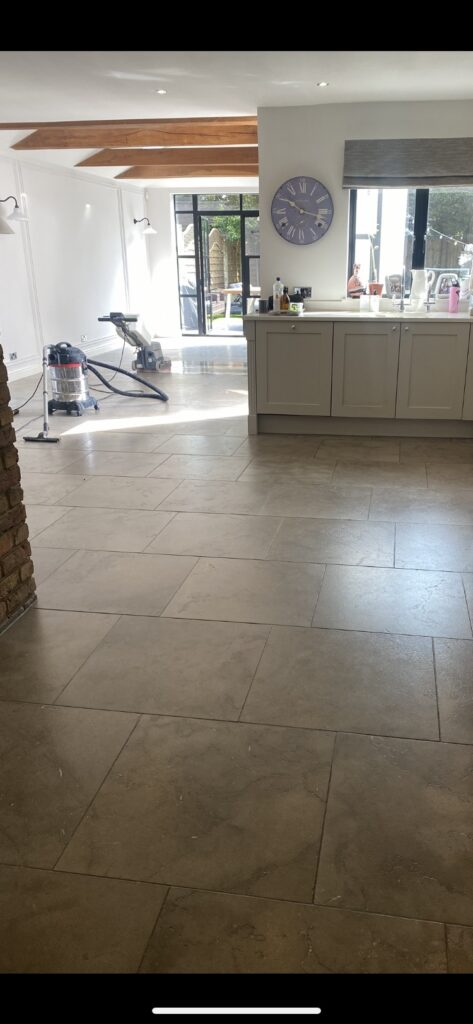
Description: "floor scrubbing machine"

(98, 312), (172, 373)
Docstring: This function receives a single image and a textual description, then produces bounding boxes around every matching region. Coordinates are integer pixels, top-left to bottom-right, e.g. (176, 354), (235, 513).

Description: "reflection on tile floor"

(2, 357), (473, 972)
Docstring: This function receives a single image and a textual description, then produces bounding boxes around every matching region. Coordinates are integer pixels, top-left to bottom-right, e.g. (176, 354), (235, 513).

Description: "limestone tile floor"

(1, 359), (473, 973)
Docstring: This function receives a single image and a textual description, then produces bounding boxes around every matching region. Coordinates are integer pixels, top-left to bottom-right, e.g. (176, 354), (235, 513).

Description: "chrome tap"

(399, 268), (405, 313)
(424, 284), (435, 313)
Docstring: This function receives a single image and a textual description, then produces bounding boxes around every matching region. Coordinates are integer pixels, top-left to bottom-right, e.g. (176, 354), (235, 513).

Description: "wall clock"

(271, 176), (334, 245)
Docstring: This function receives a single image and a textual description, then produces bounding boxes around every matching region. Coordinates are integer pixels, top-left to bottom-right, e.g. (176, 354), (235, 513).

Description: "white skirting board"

(5, 335), (117, 382)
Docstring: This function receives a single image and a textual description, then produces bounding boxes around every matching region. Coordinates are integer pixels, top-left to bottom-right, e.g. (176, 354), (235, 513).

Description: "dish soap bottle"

(280, 286), (290, 313)
(273, 276), (284, 314)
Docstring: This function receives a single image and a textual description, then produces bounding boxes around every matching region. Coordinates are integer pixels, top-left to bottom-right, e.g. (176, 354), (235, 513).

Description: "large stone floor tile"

(77, 430), (169, 453)
(62, 474), (179, 510)
(60, 616), (269, 719)
(146, 512), (281, 559)
(0, 608), (118, 703)
(332, 462), (427, 488)
(0, 702), (137, 867)
(370, 487), (473, 526)
(22, 473), (87, 505)
(313, 565), (472, 639)
(242, 627), (438, 740)
(30, 546), (75, 585)
(261, 481), (371, 520)
(63, 451), (170, 477)
(434, 639), (473, 744)
(17, 447), (83, 474)
(400, 439), (473, 464)
(316, 438), (400, 464)
(315, 733), (473, 924)
(57, 716), (334, 902)
(427, 463), (473, 491)
(158, 480), (269, 515)
(149, 454), (250, 481)
(267, 517), (394, 567)
(156, 435), (243, 456)
(0, 865), (165, 973)
(140, 887), (446, 974)
(234, 435), (321, 459)
(238, 461), (335, 485)
(37, 550), (197, 615)
(33, 506), (174, 552)
(446, 926), (473, 973)
(25, 505), (69, 539)
(462, 573), (473, 626)
(163, 557), (325, 627)
(395, 523), (473, 572)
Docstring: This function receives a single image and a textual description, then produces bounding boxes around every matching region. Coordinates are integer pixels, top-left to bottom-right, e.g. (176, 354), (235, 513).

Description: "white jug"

(410, 269), (435, 309)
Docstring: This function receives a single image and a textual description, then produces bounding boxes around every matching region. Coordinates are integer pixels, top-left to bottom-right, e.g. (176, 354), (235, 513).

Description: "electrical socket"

(80, 334), (87, 343)
(9, 352), (17, 360)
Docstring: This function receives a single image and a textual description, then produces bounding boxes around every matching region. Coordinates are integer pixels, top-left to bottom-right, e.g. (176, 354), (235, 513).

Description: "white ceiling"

(1, 50), (472, 188)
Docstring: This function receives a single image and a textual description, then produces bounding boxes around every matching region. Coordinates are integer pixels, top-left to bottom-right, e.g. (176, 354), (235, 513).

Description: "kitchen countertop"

(244, 311), (473, 322)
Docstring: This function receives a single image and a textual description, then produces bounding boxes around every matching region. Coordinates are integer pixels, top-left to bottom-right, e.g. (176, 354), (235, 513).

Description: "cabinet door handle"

(404, 326), (409, 331)
(291, 323), (296, 330)
(391, 326), (397, 331)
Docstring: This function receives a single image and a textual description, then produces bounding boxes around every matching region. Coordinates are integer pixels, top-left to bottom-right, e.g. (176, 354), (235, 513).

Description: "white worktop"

(244, 311), (473, 323)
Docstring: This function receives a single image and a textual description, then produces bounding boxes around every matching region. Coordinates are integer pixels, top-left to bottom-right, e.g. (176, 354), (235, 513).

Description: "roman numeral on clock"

(299, 179), (306, 193)
(298, 228), (305, 241)
(286, 225), (296, 238)
(316, 194), (328, 203)
(287, 183), (296, 195)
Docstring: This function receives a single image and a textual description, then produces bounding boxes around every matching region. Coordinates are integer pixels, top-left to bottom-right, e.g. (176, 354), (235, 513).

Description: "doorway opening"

(174, 193), (260, 341)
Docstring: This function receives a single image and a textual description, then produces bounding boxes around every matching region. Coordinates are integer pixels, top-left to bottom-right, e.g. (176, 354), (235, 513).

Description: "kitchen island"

(243, 312), (473, 436)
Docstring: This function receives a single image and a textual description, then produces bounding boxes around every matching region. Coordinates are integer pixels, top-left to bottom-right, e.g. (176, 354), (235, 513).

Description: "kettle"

(410, 269), (435, 309)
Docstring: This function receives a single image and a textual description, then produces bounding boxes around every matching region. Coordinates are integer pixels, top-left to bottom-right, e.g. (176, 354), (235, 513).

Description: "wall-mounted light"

(0, 194), (28, 234)
(134, 217), (157, 236)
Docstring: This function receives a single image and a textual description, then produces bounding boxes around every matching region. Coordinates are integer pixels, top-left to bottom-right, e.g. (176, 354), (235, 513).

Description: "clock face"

(271, 176), (334, 245)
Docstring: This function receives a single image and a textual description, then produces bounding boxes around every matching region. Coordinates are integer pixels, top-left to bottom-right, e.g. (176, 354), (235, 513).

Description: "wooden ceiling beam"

(115, 164), (259, 179)
(1, 116), (257, 130)
(77, 146), (258, 168)
(11, 119), (258, 150)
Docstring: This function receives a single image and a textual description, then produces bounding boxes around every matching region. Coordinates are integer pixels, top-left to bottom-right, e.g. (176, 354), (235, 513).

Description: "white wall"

(145, 189), (181, 337)
(258, 100), (473, 301)
(0, 155), (149, 379)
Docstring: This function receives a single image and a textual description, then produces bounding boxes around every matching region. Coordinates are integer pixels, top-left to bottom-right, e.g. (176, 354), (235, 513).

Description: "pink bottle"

(449, 283), (460, 313)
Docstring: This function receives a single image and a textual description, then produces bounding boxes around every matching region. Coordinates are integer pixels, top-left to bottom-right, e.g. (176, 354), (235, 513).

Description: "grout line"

(311, 732), (337, 903)
(237, 625), (273, 722)
(0, 859), (460, 934)
(431, 638), (443, 742)
(461, 575), (473, 636)
(311, 564), (328, 626)
(52, 714), (144, 873)
(136, 886), (171, 973)
(52, 613), (122, 706)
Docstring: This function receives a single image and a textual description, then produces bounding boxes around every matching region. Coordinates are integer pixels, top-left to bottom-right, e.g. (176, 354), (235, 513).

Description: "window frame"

(348, 187), (432, 289)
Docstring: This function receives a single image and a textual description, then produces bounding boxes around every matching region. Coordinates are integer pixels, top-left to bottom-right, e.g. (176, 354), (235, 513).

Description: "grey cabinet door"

(255, 320), (333, 415)
(462, 327), (473, 419)
(396, 322), (470, 419)
(332, 321), (400, 417)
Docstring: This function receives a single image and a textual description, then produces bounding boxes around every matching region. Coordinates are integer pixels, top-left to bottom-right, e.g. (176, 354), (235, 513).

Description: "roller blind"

(343, 138), (473, 188)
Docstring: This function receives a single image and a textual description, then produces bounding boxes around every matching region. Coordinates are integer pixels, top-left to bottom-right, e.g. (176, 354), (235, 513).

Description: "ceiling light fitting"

(134, 217), (157, 235)
(0, 194), (28, 234)
(156, 89), (167, 95)
(316, 81), (329, 87)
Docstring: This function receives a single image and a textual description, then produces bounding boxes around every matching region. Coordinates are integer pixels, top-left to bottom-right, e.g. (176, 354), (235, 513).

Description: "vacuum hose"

(87, 359), (168, 402)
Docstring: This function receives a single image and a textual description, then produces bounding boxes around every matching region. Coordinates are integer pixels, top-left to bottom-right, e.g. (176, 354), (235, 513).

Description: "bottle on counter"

(449, 280), (460, 314)
(273, 276), (284, 313)
(280, 286), (290, 313)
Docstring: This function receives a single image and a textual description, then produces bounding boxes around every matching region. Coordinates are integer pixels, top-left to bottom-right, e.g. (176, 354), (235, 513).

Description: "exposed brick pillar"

(0, 343), (36, 633)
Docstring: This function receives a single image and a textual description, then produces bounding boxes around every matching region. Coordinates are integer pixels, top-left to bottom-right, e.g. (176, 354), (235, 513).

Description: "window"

(349, 187), (473, 296)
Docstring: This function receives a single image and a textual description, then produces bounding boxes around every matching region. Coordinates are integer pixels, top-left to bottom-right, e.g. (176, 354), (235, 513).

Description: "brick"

(8, 485), (23, 508)
(1, 448), (18, 470)
(14, 523), (29, 544)
(20, 561), (34, 582)
(0, 466), (21, 492)
(0, 602), (6, 625)
(2, 545), (30, 576)
(0, 570), (20, 601)
(0, 364), (8, 384)
(0, 504), (25, 534)
(0, 384), (11, 406)
(0, 532), (14, 558)
(0, 495), (8, 516)
(0, 408), (13, 427)
(0, 425), (16, 448)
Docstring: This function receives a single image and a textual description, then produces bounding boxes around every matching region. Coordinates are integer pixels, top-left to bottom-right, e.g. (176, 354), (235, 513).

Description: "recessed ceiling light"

(156, 89), (167, 95)
(316, 81), (329, 87)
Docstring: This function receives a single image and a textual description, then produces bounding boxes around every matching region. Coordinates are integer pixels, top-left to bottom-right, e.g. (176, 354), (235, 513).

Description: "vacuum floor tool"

(98, 312), (172, 373)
